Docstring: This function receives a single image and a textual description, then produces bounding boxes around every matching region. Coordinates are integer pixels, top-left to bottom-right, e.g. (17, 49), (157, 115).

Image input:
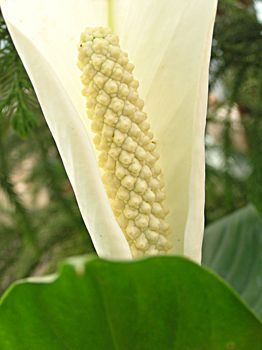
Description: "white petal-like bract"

(1, 0), (217, 262)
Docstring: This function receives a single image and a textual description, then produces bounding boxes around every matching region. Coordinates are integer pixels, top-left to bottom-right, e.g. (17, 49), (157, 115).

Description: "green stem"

(108, 0), (114, 31)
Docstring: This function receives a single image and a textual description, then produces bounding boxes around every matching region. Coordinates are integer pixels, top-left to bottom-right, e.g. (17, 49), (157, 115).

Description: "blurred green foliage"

(0, 0), (262, 293)
(206, 0), (262, 222)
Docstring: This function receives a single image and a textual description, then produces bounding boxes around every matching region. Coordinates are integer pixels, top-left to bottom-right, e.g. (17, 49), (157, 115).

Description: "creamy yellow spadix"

(78, 27), (171, 256)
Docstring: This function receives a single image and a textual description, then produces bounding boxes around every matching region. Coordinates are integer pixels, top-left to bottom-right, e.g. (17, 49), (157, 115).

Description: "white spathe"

(1, 0), (217, 262)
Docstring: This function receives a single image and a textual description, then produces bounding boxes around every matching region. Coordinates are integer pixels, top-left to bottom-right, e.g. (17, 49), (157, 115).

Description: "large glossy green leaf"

(203, 204), (262, 321)
(0, 256), (262, 349)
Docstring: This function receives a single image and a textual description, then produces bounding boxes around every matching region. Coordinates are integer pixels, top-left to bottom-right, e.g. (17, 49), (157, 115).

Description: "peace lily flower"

(1, 0), (217, 262)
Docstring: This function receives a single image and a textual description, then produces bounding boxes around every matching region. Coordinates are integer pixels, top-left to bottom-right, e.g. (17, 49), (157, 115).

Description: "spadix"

(78, 27), (171, 257)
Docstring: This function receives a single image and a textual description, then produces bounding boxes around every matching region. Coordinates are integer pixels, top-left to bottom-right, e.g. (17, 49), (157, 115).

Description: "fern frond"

(0, 14), (39, 137)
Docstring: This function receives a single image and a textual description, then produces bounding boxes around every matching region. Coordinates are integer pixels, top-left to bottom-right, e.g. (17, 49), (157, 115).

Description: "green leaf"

(203, 204), (262, 321)
(0, 256), (262, 350)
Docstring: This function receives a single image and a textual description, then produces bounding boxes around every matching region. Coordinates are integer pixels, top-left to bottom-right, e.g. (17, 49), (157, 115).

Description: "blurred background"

(0, 0), (262, 294)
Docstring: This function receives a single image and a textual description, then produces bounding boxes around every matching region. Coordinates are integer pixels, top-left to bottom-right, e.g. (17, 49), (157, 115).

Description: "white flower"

(1, 0), (217, 262)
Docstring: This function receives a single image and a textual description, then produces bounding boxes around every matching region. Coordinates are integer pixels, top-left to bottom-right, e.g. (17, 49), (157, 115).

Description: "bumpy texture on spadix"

(78, 27), (171, 257)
